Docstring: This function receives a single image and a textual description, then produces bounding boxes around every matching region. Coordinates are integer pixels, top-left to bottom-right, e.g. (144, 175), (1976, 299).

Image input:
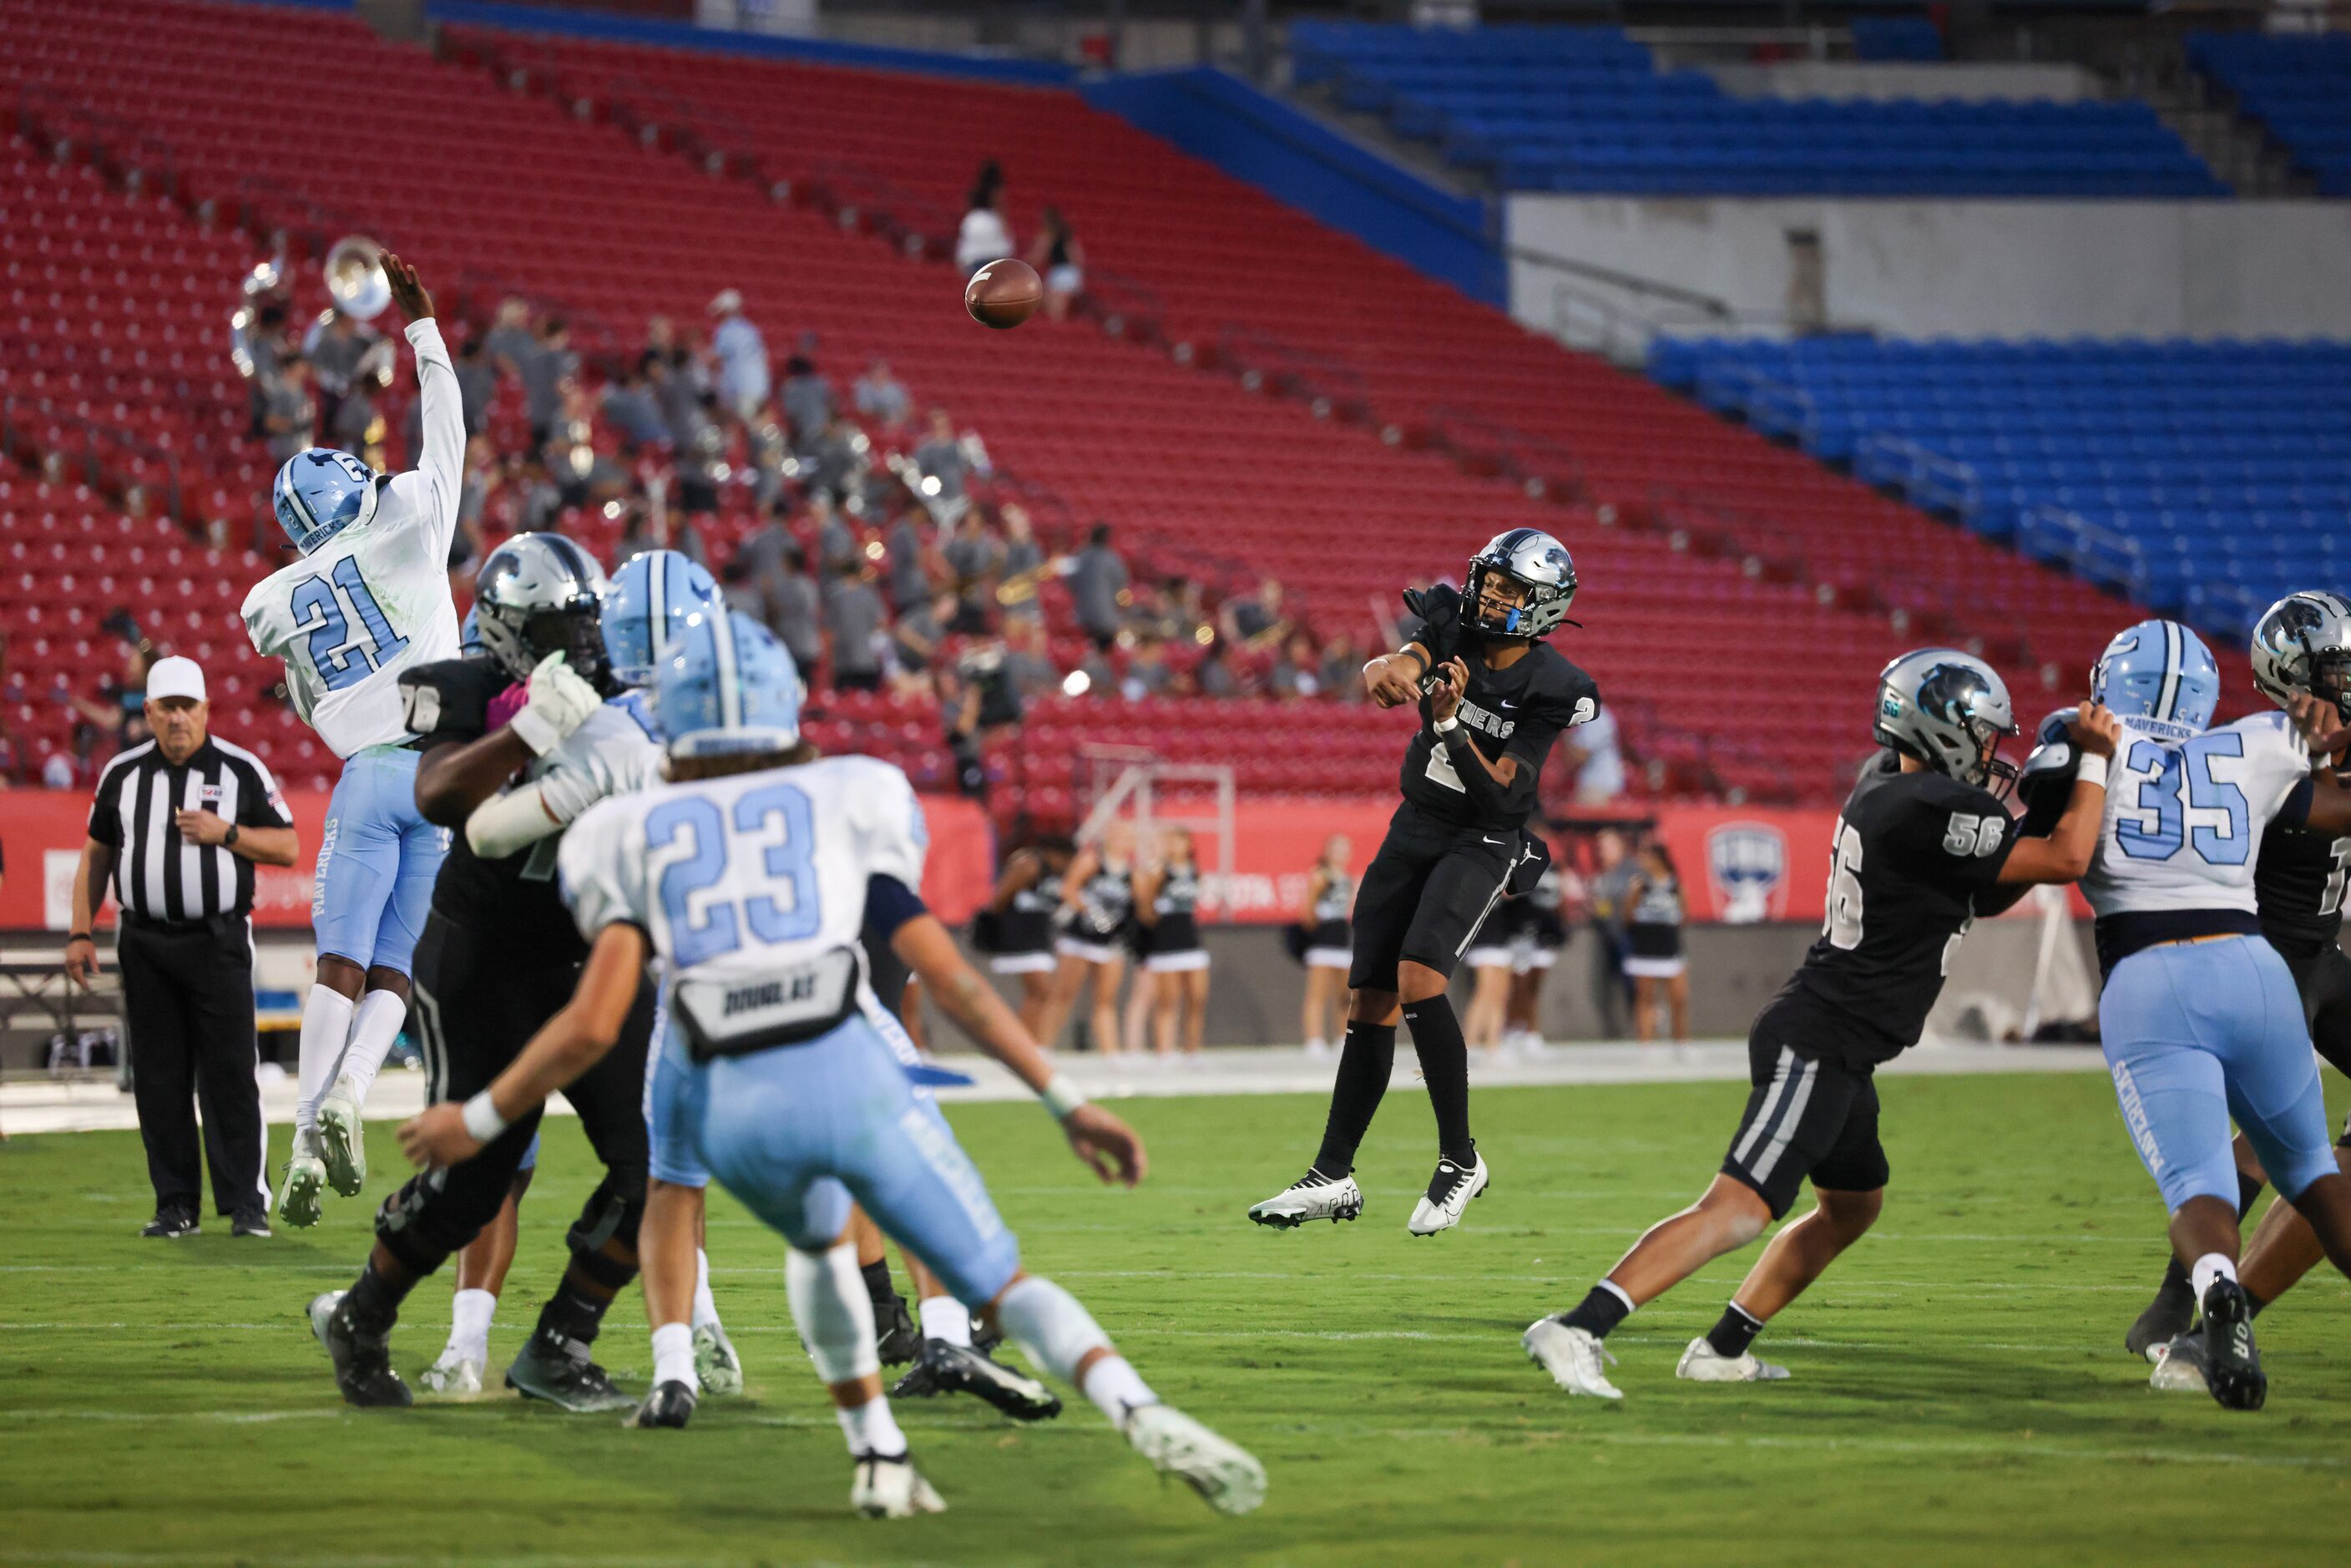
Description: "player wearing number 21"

(240, 253), (463, 1228)
(1525, 649), (2119, 1400)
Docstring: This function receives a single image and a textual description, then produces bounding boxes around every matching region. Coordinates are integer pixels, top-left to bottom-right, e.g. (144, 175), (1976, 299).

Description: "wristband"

(460, 1090), (510, 1143)
(68, 931), (92, 944)
(1039, 1073), (1088, 1120)
(1433, 715), (1461, 736)
(2075, 751), (2110, 790)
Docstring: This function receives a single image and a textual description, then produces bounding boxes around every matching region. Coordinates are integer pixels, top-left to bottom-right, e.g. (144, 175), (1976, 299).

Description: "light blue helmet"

(654, 609), (803, 758)
(603, 549), (722, 688)
(271, 447), (380, 554)
(459, 604), (482, 652)
(2091, 619), (2218, 737)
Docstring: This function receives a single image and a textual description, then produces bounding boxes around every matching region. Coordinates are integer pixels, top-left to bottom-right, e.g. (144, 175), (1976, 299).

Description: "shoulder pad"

(399, 655), (508, 741)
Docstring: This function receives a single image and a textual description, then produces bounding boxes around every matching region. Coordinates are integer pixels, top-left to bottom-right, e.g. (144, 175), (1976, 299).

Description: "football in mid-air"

(965, 258), (1042, 329)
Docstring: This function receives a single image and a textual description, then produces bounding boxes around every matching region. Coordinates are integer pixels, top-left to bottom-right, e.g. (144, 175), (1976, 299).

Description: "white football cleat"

(2149, 1333), (2209, 1394)
(1407, 1151), (1489, 1237)
(316, 1078), (367, 1197)
(1676, 1337), (1790, 1383)
(417, 1347), (485, 1398)
(276, 1150), (327, 1230)
(1523, 1317), (1624, 1399)
(851, 1453), (947, 1519)
(1124, 1403), (1267, 1516)
(694, 1323), (744, 1395)
(1247, 1169), (1363, 1229)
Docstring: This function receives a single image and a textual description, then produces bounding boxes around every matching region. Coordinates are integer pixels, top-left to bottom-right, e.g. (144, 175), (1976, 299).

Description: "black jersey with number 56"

(1761, 752), (2017, 1069)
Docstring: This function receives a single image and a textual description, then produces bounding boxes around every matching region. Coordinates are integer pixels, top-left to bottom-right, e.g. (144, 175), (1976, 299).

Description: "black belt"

(119, 910), (247, 937)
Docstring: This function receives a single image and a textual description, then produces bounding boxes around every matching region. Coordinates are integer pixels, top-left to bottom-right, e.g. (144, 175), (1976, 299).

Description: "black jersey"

(399, 655), (580, 964)
(999, 868), (1059, 955)
(2255, 807), (2351, 959)
(1762, 753), (2016, 1069)
(1397, 637), (1599, 832)
(1151, 861), (1202, 951)
(1067, 862), (1134, 943)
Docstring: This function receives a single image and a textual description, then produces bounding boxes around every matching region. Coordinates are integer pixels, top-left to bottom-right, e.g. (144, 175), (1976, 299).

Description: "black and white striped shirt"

(87, 736), (293, 923)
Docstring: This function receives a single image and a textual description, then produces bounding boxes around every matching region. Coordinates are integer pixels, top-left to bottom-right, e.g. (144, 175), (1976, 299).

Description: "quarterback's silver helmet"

(1874, 647), (2020, 792)
(473, 532), (610, 688)
(2250, 590), (2351, 721)
(1464, 528), (1577, 640)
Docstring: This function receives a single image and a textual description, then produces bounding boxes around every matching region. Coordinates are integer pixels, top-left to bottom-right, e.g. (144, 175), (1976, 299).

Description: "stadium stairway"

(0, 0), (2151, 806)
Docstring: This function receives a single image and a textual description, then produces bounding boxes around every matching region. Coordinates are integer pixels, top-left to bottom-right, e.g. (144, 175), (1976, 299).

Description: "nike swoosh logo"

(1497, 700), (1517, 710)
(1483, 836), (1505, 846)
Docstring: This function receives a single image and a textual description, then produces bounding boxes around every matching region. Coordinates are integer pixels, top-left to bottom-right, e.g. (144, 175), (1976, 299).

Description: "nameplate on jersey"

(673, 946), (861, 1063)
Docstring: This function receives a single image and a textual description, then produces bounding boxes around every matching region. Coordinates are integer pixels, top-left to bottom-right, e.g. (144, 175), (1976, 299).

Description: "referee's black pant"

(116, 913), (269, 1217)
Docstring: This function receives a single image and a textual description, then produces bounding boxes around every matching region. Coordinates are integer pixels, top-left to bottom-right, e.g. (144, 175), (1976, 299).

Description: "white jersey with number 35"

(559, 754), (927, 1053)
(2080, 711), (2312, 919)
(240, 320), (464, 757)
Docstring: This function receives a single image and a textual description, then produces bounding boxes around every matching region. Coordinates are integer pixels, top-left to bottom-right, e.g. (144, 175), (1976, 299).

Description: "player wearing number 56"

(1524, 650), (2115, 1401)
(239, 251), (463, 1231)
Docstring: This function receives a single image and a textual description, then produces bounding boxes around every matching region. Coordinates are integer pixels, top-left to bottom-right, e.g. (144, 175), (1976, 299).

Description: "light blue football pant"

(677, 1011), (1023, 1308)
(2101, 934), (2338, 1212)
(311, 745), (447, 974)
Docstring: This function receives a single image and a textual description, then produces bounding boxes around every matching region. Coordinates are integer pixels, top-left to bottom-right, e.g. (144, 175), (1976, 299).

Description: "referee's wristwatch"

(224, 824), (241, 848)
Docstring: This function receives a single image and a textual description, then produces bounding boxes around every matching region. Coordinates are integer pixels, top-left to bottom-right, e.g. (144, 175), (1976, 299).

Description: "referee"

(64, 655), (299, 1239)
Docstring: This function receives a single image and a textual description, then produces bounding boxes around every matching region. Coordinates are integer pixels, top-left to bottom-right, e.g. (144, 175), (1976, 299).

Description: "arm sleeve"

(467, 784), (561, 858)
(240, 579), (281, 658)
(864, 873), (928, 942)
(556, 799), (645, 942)
(852, 761), (929, 893)
(406, 319), (464, 563)
(533, 711), (659, 827)
(235, 756), (296, 828)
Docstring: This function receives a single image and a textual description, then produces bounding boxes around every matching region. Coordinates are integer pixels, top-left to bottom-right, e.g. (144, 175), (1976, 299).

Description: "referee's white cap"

(145, 655), (206, 704)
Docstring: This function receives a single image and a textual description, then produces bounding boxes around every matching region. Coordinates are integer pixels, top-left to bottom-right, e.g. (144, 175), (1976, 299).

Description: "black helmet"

(473, 532), (612, 691)
(1464, 529), (1577, 640)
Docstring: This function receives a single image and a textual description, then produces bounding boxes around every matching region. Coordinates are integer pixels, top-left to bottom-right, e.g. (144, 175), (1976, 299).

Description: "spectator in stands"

(708, 289), (771, 428)
(1123, 579), (1181, 644)
(328, 372), (380, 467)
(996, 505), (1046, 624)
(1585, 829), (1636, 1039)
(262, 354), (317, 465)
(767, 541), (823, 677)
(1074, 642), (1118, 698)
(1026, 205), (1086, 321)
(1192, 636), (1239, 698)
(508, 453), (564, 536)
(1000, 616), (1060, 697)
(823, 561), (887, 692)
(601, 354), (672, 453)
(1267, 633), (1322, 699)
(804, 414), (866, 503)
(1122, 635), (1175, 700)
(516, 316), (576, 451)
(884, 508), (936, 615)
(1071, 523), (1129, 650)
(854, 358), (912, 432)
(1221, 575), (1290, 649)
(943, 509), (1006, 633)
(912, 408), (976, 511)
(956, 163), (1014, 274)
(303, 308), (381, 442)
(718, 557), (765, 624)
(482, 297), (536, 372)
(1319, 632), (1363, 702)
(779, 353), (832, 446)
(809, 491), (858, 575)
(892, 589), (958, 680)
(1565, 701), (1625, 807)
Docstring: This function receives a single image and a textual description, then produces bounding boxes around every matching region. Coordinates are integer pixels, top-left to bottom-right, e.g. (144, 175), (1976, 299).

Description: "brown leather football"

(965, 258), (1043, 330)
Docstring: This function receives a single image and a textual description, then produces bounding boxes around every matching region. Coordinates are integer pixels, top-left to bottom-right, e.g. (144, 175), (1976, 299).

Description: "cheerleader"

(1459, 896), (1519, 1058)
(1622, 840), (1689, 1044)
(1297, 835), (1354, 1056)
(1504, 858), (1570, 1056)
(1136, 826), (1211, 1058)
(976, 834), (1074, 1035)
(1039, 819), (1135, 1054)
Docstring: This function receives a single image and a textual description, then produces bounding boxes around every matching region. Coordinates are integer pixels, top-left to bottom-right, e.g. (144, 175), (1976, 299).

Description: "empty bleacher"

(2187, 31), (2351, 196)
(1292, 21), (2225, 197)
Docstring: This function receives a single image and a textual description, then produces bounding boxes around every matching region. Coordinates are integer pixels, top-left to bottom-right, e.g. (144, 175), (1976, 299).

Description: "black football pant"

(374, 910), (654, 1280)
(1347, 799), (1519, 994)
(2279, 941), (2351, 1146)
(117, 914), (269, 1218)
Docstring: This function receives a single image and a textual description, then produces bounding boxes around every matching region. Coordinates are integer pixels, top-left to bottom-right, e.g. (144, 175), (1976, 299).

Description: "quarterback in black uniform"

(1251, 529), (1596, 1237)
(1524, 650), (2119, 1399)
(2133, 590), (2351, 1360)
(307, 534), (662, 1410)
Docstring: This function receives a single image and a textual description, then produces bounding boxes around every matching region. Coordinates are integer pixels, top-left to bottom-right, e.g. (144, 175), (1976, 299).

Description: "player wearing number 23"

(1524, 649), (2117, 1401)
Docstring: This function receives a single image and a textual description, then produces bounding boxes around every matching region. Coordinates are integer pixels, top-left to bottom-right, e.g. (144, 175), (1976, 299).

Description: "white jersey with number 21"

(559, 754), (927, 1053)
(2080, 710), (2312, 919)
(240, 319), (464, 758)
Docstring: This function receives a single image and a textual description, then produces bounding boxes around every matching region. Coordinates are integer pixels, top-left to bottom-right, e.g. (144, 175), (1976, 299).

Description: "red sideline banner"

(1, 790), (996, 933)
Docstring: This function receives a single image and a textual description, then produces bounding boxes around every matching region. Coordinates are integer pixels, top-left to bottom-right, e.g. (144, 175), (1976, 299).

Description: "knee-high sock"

(337, 988), (408, 1108)
(996, 1275), (1155, 1425)
(691, 1247), (722, 1330)
(294, 985), (356, 1141)
(1401, 995), (1474, 1164)
(1312, 1020), (1396, 1176)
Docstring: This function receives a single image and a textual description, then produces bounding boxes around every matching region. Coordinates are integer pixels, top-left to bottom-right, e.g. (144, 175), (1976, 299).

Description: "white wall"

(1508, 196), (2351, 346)
(1702, 61), (2098, 103)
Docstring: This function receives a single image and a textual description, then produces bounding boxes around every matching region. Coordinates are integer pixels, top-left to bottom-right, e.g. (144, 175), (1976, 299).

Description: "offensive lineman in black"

(307, 534), (662, 1409)
(2128, 590), (2351, 1362)
(1250, 529), (1596, 1237)
(1524, 650), (2120, 1399)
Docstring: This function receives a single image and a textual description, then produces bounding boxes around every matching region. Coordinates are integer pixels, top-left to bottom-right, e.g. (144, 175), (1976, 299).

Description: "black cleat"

(230, 1206), (273, 1239)
(307, 1291), (412, 1409)
(626, 1378), (699, 1429)
(2199, 1278), (2267, 1412)
(140, 1204), (200, 1239)
(504, 1327), (633, 1413)
(2125, 1265), (2196, 1360)
(874, 1293), (923, 1367)
(892, 1338), (1062, 1422)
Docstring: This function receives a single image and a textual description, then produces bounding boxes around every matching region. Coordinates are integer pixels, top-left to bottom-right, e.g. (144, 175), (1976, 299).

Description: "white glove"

(507, 650), (599, 756)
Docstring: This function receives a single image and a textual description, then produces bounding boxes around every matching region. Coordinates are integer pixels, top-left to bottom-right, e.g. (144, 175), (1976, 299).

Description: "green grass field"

(5, 1071), (2349, 1567)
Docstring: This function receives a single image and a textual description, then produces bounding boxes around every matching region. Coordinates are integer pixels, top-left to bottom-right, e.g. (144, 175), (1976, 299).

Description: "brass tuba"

(322, 235), (391, 321)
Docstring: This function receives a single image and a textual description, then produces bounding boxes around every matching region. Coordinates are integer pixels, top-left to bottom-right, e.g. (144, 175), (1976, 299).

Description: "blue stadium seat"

(2187, 32), (2351, 194)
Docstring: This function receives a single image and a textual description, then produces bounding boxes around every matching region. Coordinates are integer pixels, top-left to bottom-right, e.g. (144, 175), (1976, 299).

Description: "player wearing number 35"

(240, 252), (462, 1230)
(1525, 649), (2118, 1401)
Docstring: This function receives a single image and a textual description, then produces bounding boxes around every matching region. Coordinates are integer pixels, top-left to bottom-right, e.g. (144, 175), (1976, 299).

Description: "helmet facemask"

(1463, 553), (1575, 640)
(479, 601), (613, 694)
